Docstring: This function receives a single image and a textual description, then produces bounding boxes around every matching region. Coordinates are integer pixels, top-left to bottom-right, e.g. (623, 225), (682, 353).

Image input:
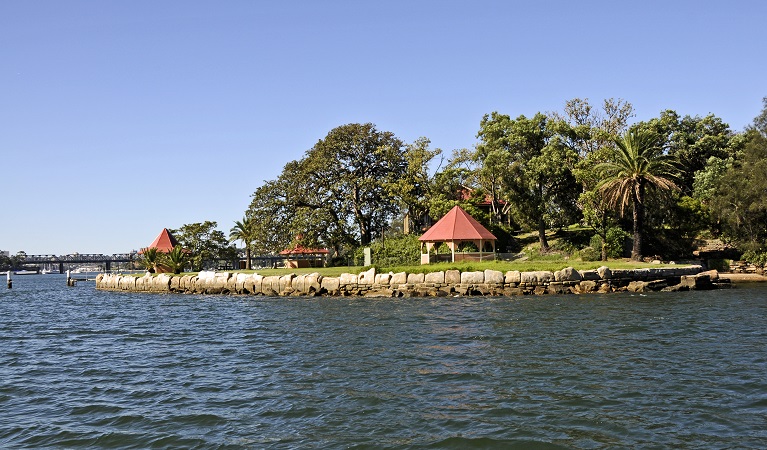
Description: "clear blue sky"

(1, 0), (765, 255)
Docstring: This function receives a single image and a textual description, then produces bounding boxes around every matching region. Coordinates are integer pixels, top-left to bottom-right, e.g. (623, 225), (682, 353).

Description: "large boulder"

(461, 271), (484, 284)
(484, 270), (504, 284)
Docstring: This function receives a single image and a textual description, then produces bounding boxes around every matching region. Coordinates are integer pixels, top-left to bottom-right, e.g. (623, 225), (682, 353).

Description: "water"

(1, 275), (766, 449)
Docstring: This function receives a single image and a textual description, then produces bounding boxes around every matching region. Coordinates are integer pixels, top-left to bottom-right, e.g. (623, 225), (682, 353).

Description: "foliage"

(229, 216), (255, 270)
(741, 250), (767, 267)
(163, 245), (188, 274)
(246, 123), (407, 256)
(475, 111), (580, 250)
(597, 128), (679, 260)
(139, 247), (159, 273)
(388, 137), (442, 233)
(352, 233), (421, 267)
(171, 221), (235, 271)
(707, 98), (767, 250)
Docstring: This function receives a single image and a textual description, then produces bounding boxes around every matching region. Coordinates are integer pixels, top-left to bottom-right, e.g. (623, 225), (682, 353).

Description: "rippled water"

(1, 274), (766, 448)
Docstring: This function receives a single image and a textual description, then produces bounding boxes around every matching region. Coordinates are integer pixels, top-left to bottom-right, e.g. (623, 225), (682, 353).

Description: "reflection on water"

(1, 275), (766, 448)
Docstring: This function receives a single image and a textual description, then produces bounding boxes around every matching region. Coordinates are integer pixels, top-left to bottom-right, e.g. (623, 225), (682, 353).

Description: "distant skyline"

(2, 1), (765, 255)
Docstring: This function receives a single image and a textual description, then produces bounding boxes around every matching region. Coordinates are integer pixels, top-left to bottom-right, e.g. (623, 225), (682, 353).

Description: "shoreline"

(723, 273), (767, 282)
(96, 265), (733, 297)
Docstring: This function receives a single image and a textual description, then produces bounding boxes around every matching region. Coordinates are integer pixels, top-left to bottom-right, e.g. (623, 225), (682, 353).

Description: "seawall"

(95, 266), (730, 297)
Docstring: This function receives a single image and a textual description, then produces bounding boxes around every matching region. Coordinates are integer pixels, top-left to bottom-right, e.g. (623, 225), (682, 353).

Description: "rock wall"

(95, 266), (730, 297)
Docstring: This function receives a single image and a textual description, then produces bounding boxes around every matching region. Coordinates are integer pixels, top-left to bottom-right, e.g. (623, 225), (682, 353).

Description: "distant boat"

(14, 270), (39, 275)
(41, 268), (57, 274)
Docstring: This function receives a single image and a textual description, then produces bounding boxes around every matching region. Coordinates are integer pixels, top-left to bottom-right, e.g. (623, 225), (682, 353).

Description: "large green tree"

(476, 112), (579, 250)
(707, 97), (767, 251)
(171, 221), (235, 271)
(247, 123), (406, 257)
(598, 129), (679, 260)
(558, 98), (635, 260)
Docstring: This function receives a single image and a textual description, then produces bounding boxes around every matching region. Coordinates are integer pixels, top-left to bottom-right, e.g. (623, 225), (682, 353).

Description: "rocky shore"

(96, 265), (731, 297)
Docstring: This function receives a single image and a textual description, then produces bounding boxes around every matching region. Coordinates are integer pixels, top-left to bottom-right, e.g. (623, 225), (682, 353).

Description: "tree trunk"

(631, 184), (644, 261)
(538, 218), (549, 251)
(601, 234), (608, 261)
(245, 247), (252, 270)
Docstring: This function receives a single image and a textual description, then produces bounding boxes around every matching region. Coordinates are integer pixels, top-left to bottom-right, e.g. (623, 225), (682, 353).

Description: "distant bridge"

(20, 253), (136, 273)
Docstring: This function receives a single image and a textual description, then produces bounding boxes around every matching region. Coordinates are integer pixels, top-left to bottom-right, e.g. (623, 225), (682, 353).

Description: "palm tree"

(164, 245), (188, 274)
(139, 247), (159, 273)
(230, 217), (255, 270)
(598, 129), (678, 261)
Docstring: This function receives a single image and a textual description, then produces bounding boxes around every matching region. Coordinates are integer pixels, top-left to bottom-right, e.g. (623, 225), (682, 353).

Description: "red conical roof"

(146, 228), (180, 253)
(419, 206), (497, 241)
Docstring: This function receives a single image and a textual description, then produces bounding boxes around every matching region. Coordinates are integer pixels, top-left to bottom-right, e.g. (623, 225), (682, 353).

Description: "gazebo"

(140, 228), (180, 253)
(279, 245), (329, 269)
(418, 205), (497, 264)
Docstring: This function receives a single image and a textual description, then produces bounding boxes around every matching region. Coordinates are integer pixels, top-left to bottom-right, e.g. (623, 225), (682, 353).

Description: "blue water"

(1, 274), (766, 448)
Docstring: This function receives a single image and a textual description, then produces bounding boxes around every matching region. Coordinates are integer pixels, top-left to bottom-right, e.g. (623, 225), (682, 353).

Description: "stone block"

(579, 270), (600, 281)
(390, 272), (407, 286)
(407, 273), (425, 284)
(424, 271), (445, 284)
(321, 277), (340, 294)
(358, 267), (376, 285)
(461, 271), (484, 284)
(484, 270), (504, 284)
(340, 273), (358, 287)
(445, 269), (461, 284)
(555, 267), (582, 282)
(504, 270), (521, 284)
(375, 273), (392, 285)
(597, 266), (612, 279)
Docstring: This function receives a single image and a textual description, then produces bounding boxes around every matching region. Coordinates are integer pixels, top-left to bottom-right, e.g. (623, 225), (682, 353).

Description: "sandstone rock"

(424, 271), (445, 284)
(339, 273), (357, 287)
(321, 277), (340, 294)
(358, 267), (376, 285)
(484, 270), (504, 284)
(445, 269), (461, 284)
(375, 273), (392, 285)
(555, 267), (582, 282)
(579, 270), (600, 281)
(390, 272), (407, 286)
(597, 266), (612, 279)
(504, 270), (521, 284)
(461, 271), (484, 284)
(407, 273), (425, 284)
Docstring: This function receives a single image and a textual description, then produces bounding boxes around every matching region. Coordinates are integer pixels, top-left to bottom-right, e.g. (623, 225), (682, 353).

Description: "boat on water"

(14, 270), (40, 275)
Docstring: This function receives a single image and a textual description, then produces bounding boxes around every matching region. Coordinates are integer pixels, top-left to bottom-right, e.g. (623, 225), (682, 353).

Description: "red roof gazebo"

(141, 228), (180, 253)
(279, 245), (329, 269)
(418, 206), (497, 264)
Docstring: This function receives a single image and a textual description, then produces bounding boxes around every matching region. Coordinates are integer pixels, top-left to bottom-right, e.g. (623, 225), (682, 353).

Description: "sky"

(1, 0), (765, 255)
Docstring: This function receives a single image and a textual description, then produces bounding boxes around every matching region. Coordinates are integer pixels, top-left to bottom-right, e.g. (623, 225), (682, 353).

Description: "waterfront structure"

(141, 228), (180, 253)
(419, 205), (497, 264)
(279, 245), (329, 269)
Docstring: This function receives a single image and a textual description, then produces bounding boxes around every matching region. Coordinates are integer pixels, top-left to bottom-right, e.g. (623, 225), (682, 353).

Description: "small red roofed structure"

(141, 228), (180, 254)
(418, 205), (497, 264)
(279, 245), (329, 269)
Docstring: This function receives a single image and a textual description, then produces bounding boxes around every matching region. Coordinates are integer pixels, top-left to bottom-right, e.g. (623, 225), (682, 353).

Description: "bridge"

(20, 253), (137, 273)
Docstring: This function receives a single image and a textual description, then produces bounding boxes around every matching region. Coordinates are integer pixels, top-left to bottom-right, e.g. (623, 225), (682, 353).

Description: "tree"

(388, 137), (442, 233)
(598, 129), (679, 260)
(557, 98), (635, 260)
(707, 97), (767, 251)
(476, 112), (579, 250)
(139, 247), (160, 273)
(247, 123), (407, 257)
(171, 221), (235, 271)
(641, 110), (741, 196)
(229, 216), (255, 270)
(164, 245), (188, 274)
